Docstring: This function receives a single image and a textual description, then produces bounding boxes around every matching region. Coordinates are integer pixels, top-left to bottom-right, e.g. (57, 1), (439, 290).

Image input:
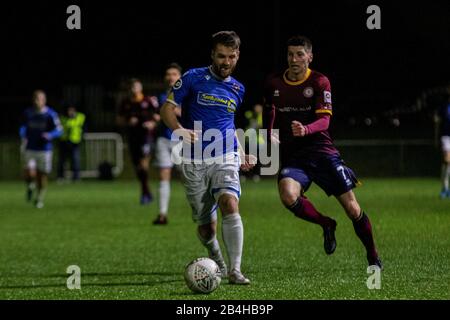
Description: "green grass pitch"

(0, 178), (449, 299)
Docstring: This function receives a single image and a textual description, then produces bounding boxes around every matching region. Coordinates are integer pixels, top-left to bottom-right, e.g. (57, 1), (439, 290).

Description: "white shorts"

(24, 150), (53, 174)
(154, 137), (182, 168)
(181, 154), (241, 225)
(441, 136), (450, 153)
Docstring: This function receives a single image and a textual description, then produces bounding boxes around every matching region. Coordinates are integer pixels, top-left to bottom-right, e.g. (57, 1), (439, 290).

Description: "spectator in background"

(436, 92), (450, 198)
(153, 63), (183, 225)
(57, 105), (86, 182)
(117, 78), (159, 205)
(20, 90), (63, 208)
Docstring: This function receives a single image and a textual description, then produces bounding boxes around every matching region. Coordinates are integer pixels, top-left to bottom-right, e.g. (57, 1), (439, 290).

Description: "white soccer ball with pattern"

(184, 257), (221, 294)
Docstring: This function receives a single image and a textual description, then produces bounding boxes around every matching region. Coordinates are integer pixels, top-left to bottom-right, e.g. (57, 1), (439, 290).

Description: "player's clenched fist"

(291, 120), (307, 137)
(240, 154), (257, 172)
(177, 128), (199, 144)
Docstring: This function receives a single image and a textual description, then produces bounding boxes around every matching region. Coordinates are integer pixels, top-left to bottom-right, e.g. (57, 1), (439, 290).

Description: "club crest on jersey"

(303, 87), (314, 98)
(232, 83), (240, 92)
(205, 75), (211, 80)
(173, 79), (183, 90)
(324, 91), (332, 103)
(273, 90), (280, 97)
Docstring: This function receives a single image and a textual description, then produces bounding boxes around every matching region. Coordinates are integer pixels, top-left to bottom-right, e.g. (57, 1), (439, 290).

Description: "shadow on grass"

(0, 271), (183, 290)
(1, 271), (179, 278)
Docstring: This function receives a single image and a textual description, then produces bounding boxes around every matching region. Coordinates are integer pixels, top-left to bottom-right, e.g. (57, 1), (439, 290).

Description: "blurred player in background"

(57, 105), (86, 182)
(436, 93), (450, 198)
(117, 78), (159, 204)
(264, 35), (382, 269)
(160, 31), (255, 284)
(153, 63), (183, 225)
(20, 90), (63, 208)
(243, 103), (265, 182)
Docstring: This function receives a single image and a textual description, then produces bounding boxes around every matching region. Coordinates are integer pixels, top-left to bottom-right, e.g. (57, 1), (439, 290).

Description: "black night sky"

(1, 0), (449, 135)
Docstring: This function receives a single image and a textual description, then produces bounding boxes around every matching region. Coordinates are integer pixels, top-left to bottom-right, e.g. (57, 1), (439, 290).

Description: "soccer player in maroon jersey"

(263, 35), (382, 269)
(117, 78), (159, 205)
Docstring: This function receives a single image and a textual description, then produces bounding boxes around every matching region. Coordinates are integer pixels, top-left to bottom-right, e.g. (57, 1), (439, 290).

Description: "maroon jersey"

(264, 68), (339, 161)
(119, 94), (159, 140)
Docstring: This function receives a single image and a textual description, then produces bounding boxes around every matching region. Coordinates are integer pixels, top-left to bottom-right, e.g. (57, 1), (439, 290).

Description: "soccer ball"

(184, 257), (221, 294)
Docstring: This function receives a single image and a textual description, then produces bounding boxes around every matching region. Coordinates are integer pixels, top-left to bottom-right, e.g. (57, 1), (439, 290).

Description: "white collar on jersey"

(208, 65), (232, 82)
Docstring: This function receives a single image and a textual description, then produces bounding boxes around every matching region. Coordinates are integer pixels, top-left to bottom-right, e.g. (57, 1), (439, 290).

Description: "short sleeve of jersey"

(50, 109), (62, 129)
(315, 76), (333, 116)
(166, 70), (193, 107)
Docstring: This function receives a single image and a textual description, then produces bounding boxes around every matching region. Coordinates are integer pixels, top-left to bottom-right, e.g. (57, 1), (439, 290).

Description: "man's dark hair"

(212, 31), (241, 50)
(165, 62), (182, 74)
(286, 35), (312, 52)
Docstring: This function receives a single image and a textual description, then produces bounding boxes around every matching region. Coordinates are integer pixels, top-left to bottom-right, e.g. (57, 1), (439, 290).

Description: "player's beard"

(212, 63), (234, 79)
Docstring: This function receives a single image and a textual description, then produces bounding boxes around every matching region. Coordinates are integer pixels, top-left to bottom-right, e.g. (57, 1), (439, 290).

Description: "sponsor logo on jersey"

(324, 91), (332, 103)
(303, 87), (314, 98)
(273, 90), (280, 97)
(278, 105), (312, 112)
(173, 79), (183, 90)
(197, 92), (237, 113)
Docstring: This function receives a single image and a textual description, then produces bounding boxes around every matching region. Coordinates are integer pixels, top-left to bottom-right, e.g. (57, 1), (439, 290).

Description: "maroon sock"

(286, 197), (332, 227)
(136, 168), (150, 195)
(352, 211), (378, 259)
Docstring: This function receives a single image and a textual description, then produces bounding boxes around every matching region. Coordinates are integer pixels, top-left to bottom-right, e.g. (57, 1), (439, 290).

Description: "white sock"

(197, 232), (223, 261)
(222, 213), (244, 272)
(158, 180), (170, 216)
(37, 188), (46, 202)
(442, 164), (450, 190)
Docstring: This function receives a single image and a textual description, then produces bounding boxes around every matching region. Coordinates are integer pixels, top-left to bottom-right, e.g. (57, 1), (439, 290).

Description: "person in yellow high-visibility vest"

(57, 106), (86, 181)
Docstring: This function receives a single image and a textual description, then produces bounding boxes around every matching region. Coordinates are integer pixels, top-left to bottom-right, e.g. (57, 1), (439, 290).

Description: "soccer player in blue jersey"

(153, 63), (183, 225)
(437, 93), (450, 198)
(160, 31), (255, 284)
(20, 90), (63, 208)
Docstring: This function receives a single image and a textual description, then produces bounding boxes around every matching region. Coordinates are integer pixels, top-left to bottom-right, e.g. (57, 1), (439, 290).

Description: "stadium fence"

(0, 138), (440, 180)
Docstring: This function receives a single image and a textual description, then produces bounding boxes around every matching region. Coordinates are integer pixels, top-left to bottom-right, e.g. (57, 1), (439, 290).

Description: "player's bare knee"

(279, 188), (299, 207)
(159, 168), (171, 181)
(344, 200), (361, 219)
(139, 162), (149, 171)
(444, 155), (450, 164)
(278, 179), (301, 207)
(198, 224), (215, 240)
(218, 194), (239, 215)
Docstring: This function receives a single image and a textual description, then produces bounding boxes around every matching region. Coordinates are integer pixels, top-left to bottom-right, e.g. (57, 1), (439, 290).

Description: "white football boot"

(228, 269), (250, 285)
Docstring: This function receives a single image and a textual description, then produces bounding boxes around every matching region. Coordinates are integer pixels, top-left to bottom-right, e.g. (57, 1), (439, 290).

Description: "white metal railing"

(0, 138), (438, 179)
(79, 132), (124, 178)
